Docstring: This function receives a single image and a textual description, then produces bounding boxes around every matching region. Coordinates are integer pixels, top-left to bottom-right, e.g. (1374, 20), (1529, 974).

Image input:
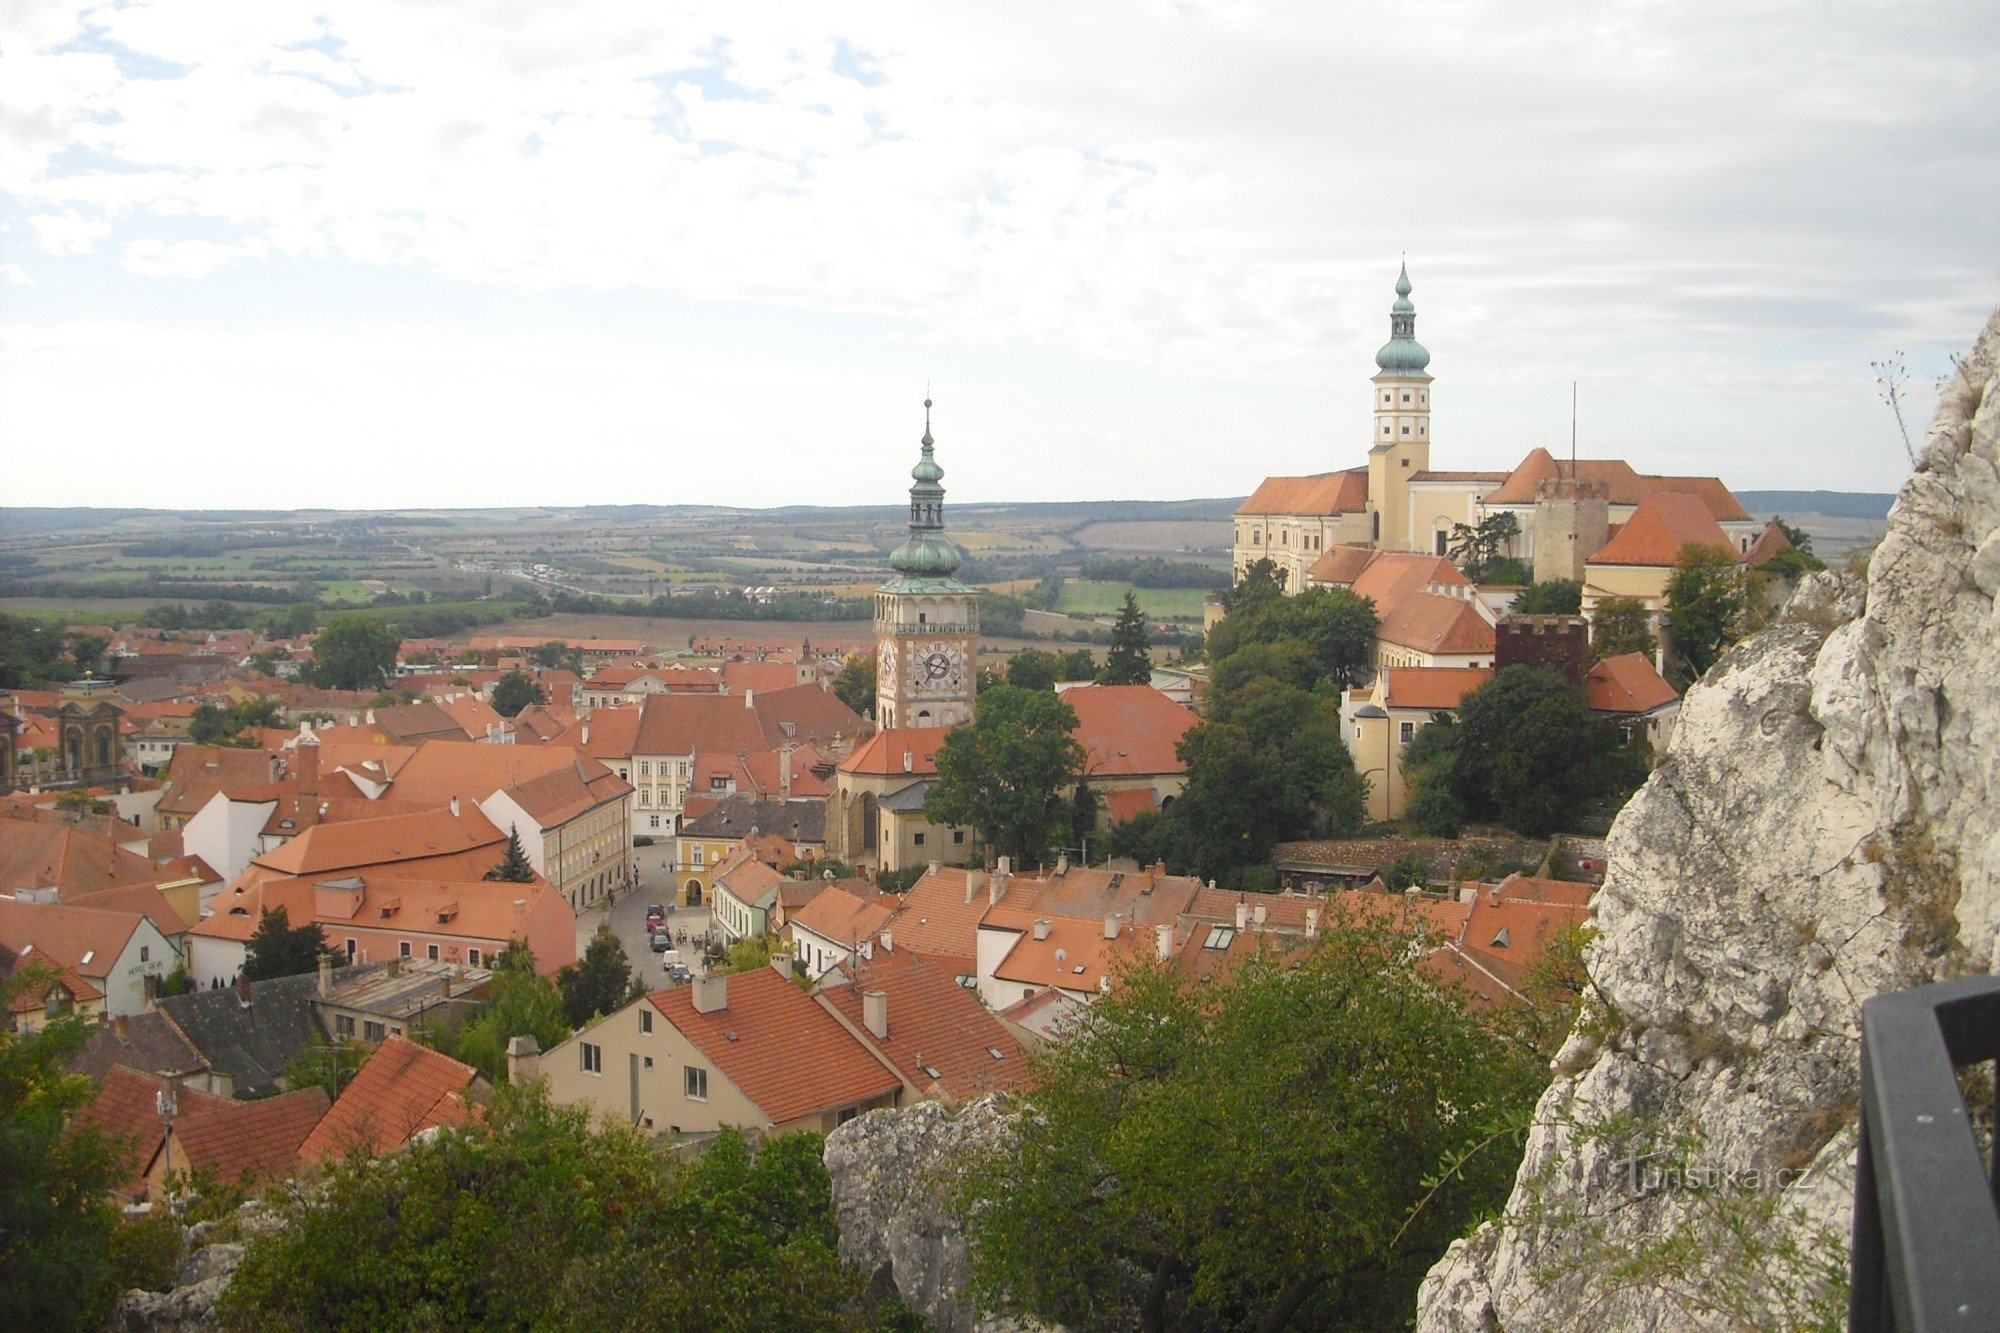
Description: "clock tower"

(874, 400), (978, 729)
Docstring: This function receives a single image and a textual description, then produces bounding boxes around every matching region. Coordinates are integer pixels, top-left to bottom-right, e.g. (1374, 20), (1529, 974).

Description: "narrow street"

(574, 839), (717, 991)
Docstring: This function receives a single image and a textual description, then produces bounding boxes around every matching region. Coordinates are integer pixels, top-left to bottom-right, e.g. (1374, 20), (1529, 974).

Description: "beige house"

(827, 727), (969, 872)
(1339, 668), (1492, 822)
(538, 969), (902, 1138)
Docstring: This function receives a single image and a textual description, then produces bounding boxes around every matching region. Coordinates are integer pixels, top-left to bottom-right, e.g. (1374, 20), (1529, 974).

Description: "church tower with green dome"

(873, 400), (979, 729)
(1366, 261), (1435, 552)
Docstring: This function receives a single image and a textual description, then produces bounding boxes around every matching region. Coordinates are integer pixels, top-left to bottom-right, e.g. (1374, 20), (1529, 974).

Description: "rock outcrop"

(824, 1096), (1035, 1333)
(1419, 307), (2000, 1329)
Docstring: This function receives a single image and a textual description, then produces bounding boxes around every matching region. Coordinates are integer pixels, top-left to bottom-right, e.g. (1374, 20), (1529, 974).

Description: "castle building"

(1234, 266), (1761, 594)
(873, 401), (978, 730)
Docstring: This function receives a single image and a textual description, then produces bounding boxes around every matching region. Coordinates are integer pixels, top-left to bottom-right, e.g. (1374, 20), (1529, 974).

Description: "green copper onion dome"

(1374, 260), (1432, 378)
(888, 399), (964, 579)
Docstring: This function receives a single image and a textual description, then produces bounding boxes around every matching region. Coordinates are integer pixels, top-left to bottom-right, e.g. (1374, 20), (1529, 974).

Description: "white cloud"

(0, 0), (1993, 503)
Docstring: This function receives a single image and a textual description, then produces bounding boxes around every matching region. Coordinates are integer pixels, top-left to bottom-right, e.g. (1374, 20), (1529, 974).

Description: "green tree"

(1097, 591), (1152, 685)
(956, 916), (1544, 1331)
(830, 653), (877, 716)
(241, 905), (332, 981)
(1513, 579), (1583, 615)
(1664, 542), (1749, 685)
(0, 966), (144, 1330)
(557, 929), (642, 1027)
(925, 685), (1086, 868)
(1773, 516), (1816, 557)
(484, 826), (538, 883)
(490, 670), (541, 718)
(1055, 647), (1097, 681)
(1448, 666), (1628, 837)
(1218, 556), (1287, 613)
(718, 932), (795, 976)
(264, 603), (318, 639)
(1399, 714), (1467, 837)
(67, 633), (107, 676)
(309, 616), (401, 690)
(1003, 648), (1060, 692)
(1205, 586), (1378, 693)
(0, 612), (85, 689)
(1166, 678), (1365, 881)
(1446, 510), (1522, 582)
(1591, 596), (1658, 662)
(435, 953), (570, 1082)
(283, 1034), (369, 1100)
(219, 1090), (876, 1331)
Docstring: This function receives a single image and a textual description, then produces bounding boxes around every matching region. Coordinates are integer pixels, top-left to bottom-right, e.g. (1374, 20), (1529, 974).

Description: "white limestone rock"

(1419, 305), (2000, 1331)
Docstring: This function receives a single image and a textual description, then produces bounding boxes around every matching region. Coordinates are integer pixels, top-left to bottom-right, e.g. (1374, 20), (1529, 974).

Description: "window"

(1401, 425), (1410, 435)
(644, 1056), (654, 1069)
(363, 1020), (386, 1042)
(427, 944), (440, 961)
(913, 832), (926, 847)
(953, 830), (965, 844)
(1383, 424), (1390, 435)
(684, 1066), (708, 1100)
(581, 1042), (603, 1075)
(640, 1008), (653, 1035)
(640, 761), (651, 776)
(693, 846), (704, 866)
(1402, 392), (1411, 403)
(1354, 725), (1364, 741)
(399, 941), (412, 959)
(1400, 721), (1416, 744)
(649, 815), (660, 829)
(468, 947), (482, 967)
(838, 1107), (859, 1126)
(140, 945), (149, 962)
(335, 1013), (356, 1036)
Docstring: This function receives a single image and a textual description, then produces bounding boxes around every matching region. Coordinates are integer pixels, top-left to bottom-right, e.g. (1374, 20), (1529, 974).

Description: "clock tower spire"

(874, 399), (979, 729)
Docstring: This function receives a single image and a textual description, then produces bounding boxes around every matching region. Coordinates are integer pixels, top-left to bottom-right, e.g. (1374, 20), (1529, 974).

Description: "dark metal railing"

(1850, 973), (2000, 1330)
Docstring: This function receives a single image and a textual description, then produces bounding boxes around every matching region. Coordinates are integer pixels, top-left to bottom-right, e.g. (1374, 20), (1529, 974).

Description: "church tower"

(1365, 262), (1434, 551)
(874, 400), (979, 730)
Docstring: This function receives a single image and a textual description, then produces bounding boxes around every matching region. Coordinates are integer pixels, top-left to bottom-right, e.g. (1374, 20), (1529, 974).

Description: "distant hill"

(1735, 491), (1895, 520)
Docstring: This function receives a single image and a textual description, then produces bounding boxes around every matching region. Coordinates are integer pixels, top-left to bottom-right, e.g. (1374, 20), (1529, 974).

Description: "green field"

(1056, 580), (1210, 622)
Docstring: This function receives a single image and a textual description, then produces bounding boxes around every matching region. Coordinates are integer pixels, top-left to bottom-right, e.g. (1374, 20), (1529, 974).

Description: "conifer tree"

(484, 826), (538, 883)
(1098, 591), (1152, 685)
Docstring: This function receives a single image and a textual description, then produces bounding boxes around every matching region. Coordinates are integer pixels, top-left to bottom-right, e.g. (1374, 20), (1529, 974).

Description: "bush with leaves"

(241, 904), (333, 982)
(1440, 666), (1637, 838)
(955, 912), (1544, 1331)
(1513, 579), (1583, 615)
(924, 685), (1086, 868)
(219, 1090), (885, 1332)
(1591, 596), (1659, 663)
(1664, 542), (1750, 685)
(557, 929), (643, 1027)
(432, 946), (570, 1081)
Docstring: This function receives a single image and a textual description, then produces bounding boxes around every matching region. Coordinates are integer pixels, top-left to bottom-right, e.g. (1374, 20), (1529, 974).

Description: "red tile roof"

(837, 727), (953, 777)
(1587, 491), (1736, 568)
(1743, 519), (1796, 568)
(0, 898), (146, 984)
(155, 746), (279, 819)
(1063, 685), (1197, 777)
(0, 818), (162, 897)
(74, 1066), (231, 1187)
(819, 951), (1032, 1099)
(1585, 653), (1680, 715)
(249, 806), (505, 878)
(632, 693), (772, 758)
(649, 969), (900, 1126)
(300, 1036), (480, 1160)
(1236, 470), (1370, 516)
(881, 866), (987, 968)
(788, 885), (895, 948)
(173, 1085), (329, 1185)
(1382, 667), (1492, 711)
(1101, 787), (1159, 825)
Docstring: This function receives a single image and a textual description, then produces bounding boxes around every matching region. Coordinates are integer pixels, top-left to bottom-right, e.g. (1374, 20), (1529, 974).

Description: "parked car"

(666, 964), (692, 986)
(645, 903), (666, 928)
(650, 929), (673, 952)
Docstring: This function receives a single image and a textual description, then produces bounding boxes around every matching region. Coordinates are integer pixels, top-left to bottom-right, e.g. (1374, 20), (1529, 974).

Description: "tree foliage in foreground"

(219, 1090), (893, 1331)
(955, 914), (1545, 1332)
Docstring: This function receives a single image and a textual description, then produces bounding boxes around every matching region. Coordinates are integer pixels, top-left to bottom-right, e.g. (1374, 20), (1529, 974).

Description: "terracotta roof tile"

(1382, 667), (1492, 711)
(1587, 491), (1736, 568)
(249, 806), (504, 877)
(820, 952), (1033, 1099)
(1743, 519), (1796, 567)
(1102, 788), (1159, 824)
(174, 1086), (329, 1185)
(788, 885), (895, 948)
(837, 727), (953, 776)
(300, 1036), (480, 1160)
(650, 970), (900, 1125)
(1236, 470), (1370, 517)
(1063, 685), (1197, 777)
(74, 1066), (231, 1183)
(1585, 653), (1680, 715)
(881, 867), (987, 968)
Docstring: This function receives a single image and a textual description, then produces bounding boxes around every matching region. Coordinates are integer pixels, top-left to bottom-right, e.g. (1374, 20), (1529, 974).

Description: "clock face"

(877, 638), (898, 690)
(908, 640), (965, 696)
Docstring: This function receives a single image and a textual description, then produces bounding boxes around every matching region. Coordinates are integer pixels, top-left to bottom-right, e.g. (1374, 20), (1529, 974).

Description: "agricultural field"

(1056, 580), (1211, 623)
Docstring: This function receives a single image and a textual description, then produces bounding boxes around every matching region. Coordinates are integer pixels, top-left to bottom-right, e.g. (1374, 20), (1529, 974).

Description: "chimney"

(997, 855), (1011, 876)
(450, 795), (461, 818)
(1103, 912), (1120, 940)
(581, 724), (590, 745)
(902, 750), (914, 773)
(744, 689), (755, 710)
(1056, 854), (1069, 876)
(779, 742), (793, 799)
(928, 860), (940, 877)
(771, 954), (793, 980)
(440, 973), (453, 999)
(298, 744), (319, 801)
(989, 874), (1004, 907)
(862, 989), (889, 1040)
(1305, 905), (1321, 939)
(964, 869), (984, 904)
(692, 974), (728, 1014)
(1253, 903), (1268, 927)
(1234, 900), (1249, 931)
(880, 930), (894, 952)
(234, 975), (253, 1006)
(1155, 923), (1173, 961)
(505, 1034), (541, 1085)
(1033, 919), (1051, 941)
(316, 953), (332, 997)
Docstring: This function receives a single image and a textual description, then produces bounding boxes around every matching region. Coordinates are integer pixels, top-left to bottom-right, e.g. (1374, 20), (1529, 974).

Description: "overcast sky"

(1, 1), (1994, 511)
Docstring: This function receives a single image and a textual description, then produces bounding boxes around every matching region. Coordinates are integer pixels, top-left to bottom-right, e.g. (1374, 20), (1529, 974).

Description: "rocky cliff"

(1419, 307), (2000, 1329)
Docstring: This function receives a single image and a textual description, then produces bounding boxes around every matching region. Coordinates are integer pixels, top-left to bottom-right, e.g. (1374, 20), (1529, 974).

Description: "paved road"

(575, 842), (718, 991)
